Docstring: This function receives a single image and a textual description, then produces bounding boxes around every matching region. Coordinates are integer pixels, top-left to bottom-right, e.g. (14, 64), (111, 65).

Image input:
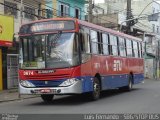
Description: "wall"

(57, 0), (85, 20)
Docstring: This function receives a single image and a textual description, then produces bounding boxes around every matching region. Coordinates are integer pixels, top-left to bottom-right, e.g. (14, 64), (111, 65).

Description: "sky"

(94, 0), (104, 4)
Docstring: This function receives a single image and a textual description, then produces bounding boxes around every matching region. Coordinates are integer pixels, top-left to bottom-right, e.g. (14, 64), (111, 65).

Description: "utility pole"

(20, 0), (23, 25)
(88, 0), (93, 22)
(38, 3), (42, 19)
(126, 0), (132, 34)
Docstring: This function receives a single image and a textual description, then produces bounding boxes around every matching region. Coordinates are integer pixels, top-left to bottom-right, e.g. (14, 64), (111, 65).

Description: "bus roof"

(77, 19), (142, 42)
(21, 17), (142, 41)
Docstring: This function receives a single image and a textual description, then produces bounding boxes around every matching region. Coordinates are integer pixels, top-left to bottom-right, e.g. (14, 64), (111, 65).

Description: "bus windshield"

(19, 33), (79, 69)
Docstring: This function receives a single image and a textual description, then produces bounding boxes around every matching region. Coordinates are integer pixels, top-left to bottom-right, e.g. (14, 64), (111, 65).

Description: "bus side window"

(126, 39), (133, 57)
(139, 42), (143, 58)
(108, 34), (112, 55)
(109, 34), (118, 56)
(117, 37), (120, 56)
(97, 32), (103, 54)
(133, 41), (138, 58)
(131, 40), (135, 57)
(137, 42), (140, 58)
(119, 37), (126, 57)
(80, 26), (90, 54)
(90, 30), (98, 54)
(102, 33), (109, 55)
(124, 39), (127, 57)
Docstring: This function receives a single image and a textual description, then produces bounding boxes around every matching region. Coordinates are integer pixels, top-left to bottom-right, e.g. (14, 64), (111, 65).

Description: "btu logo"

(113, 60), (122, 71)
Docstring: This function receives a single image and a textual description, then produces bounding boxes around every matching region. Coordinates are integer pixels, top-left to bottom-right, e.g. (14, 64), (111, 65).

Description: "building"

(0, 0), (45, 90)
(44, 0), (86, 20)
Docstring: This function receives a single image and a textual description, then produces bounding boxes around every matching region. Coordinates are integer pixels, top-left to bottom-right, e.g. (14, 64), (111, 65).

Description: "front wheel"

(89, 77), (101, 100)
(41, 94), (54, 102)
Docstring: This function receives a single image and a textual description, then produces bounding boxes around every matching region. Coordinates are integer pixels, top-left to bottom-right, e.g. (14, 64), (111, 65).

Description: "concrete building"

(45, 0), (86, 20)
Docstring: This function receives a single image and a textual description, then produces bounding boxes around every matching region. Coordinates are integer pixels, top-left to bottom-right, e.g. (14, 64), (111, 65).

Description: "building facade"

(46, 0), (86, 20)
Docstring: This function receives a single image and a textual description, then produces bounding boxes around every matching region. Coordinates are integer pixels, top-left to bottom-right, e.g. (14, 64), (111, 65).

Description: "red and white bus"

(18, 18), (144, 102)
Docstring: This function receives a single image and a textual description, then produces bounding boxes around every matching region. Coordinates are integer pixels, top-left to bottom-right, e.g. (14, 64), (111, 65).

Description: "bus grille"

(25, 74), (70, 80)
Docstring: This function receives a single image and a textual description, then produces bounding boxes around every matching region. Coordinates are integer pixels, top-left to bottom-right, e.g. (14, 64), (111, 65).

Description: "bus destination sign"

(19, 20), (75, 34)
(31, 23), (65, 32)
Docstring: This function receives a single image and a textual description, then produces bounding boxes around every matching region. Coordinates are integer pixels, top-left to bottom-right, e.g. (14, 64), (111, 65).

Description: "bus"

(18, 18), (144, 102)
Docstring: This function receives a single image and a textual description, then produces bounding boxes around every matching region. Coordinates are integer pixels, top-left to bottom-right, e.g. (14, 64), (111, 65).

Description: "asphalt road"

(0, 79), (160, 114)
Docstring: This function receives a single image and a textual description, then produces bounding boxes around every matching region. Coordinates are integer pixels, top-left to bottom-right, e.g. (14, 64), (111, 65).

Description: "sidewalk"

(0, 88), (39, 103)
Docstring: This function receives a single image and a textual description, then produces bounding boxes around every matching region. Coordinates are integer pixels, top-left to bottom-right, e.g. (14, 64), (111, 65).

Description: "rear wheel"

(41, 94), (54, 102)
(127, 74), (133, 91)
(120, 74), (133, 91)
(90, 77), (101, 100)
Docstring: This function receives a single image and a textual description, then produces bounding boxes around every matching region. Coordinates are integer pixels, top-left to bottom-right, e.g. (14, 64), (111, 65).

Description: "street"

(0, 79), (160, 114)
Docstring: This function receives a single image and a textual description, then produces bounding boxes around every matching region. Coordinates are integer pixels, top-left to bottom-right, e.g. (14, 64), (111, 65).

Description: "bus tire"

(41, 94), (54, 102)
(89, 77), (101, 100)
(120, 74), (133, 91)
(127, 74), (133, 91)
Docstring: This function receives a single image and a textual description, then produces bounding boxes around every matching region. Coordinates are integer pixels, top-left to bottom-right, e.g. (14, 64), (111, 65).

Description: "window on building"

(24, 6), (35, 20)
(157, 26), (159, 34)
(153, 7), (155, 13)
(4, 1), (17, 18)
(152, 24), (155, 32)
(75, 8), (80, 19)
(59, 3), (69, 17)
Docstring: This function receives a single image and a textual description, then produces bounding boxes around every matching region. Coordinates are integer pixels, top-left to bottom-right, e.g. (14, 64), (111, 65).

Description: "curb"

(0, 95), (40, 103)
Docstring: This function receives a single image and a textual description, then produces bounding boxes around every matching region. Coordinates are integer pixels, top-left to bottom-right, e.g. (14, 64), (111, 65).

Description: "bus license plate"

(40, 89), (52, 93)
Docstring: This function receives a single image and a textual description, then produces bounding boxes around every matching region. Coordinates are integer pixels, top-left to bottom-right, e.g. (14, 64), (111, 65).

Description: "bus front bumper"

(19, 80), (82, 95)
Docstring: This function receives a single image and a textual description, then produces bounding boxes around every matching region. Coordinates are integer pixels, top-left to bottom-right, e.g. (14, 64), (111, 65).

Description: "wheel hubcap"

(94, 82), (100, 97)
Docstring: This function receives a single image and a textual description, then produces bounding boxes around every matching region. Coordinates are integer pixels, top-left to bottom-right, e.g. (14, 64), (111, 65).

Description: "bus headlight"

(59, 78), (78, 87)
(20, 80), (35, 87)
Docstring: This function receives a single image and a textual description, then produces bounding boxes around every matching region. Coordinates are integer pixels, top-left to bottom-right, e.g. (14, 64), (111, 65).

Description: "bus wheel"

(90, 77), (101, 100)
(127, 75), (133, 91)
(41, 94), (54, 102)
(120, 74), (133, 91)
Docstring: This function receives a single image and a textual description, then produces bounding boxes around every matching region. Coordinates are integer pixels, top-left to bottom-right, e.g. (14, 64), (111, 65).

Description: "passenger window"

(109, 35), (118, 56)
(133, 41), (138, 58)
(102, 33), (109, 55)
(90, 30), (98, 54)
(119, 37), (126, 57)
(126, 39), (133, 57)
(80, 26), (90, 54)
